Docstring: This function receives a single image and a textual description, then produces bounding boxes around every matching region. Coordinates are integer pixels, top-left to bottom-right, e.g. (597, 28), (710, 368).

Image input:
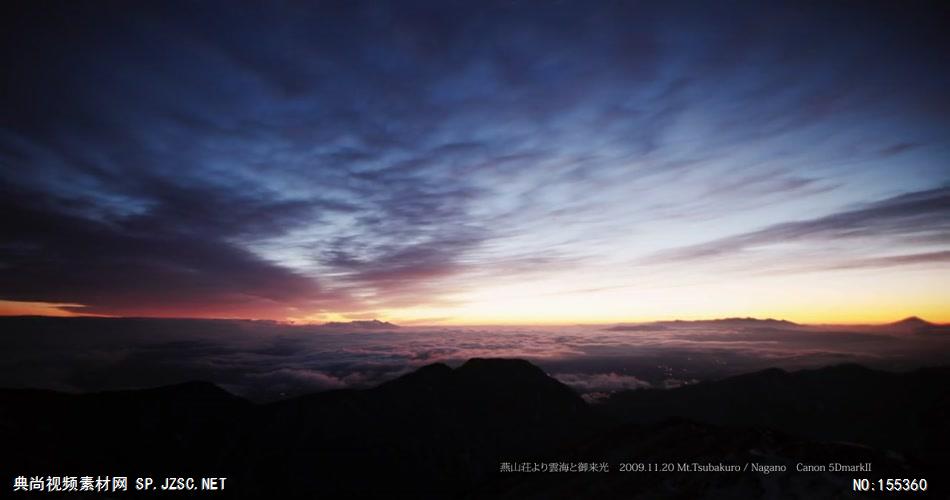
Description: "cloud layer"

(2, 317), (947, 401)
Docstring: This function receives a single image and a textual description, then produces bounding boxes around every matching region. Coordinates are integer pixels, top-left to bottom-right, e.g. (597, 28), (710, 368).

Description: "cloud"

(0, 187), (339, 317)
(244, 368), (347, 393)
(804, 250), (950, 272)
(553, 372), (652, 393)
(644, 187), (950, 267)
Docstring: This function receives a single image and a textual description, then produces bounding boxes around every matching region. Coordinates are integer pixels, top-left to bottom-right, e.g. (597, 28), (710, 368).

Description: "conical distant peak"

(893, 316), (931, 326)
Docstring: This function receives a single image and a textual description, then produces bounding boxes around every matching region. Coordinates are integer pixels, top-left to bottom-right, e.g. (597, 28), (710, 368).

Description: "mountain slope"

(1, 360), (947, 498)
(239, 358), (596, 498)
(598, 364), (950, 465)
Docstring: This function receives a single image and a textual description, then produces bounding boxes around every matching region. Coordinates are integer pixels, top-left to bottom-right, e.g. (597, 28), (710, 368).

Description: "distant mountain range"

(607, 317), (800, 331)
(607, 316), (948, 333)
(1, 359), (947, 498)
(319, 319), (399, 330)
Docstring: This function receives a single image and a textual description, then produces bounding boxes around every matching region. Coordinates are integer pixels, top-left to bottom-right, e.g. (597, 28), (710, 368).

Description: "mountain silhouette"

(598, 364), (950, 467)
(320, 319), (400, 330)
(606, 317), (801, 332)
(241, 358), (596, 497)
(0, 380), (249, 474)
(672, 317), (800, 327)
(892, 316), (932, 325)
(1, 359), (946, 498)
(880, 316), (947, 334)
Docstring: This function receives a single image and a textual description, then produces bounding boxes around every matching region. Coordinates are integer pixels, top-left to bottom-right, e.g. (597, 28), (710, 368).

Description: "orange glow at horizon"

(3, 260), (948, 325)
(0, 300), (111, 318)
(1, 294), (946, 326)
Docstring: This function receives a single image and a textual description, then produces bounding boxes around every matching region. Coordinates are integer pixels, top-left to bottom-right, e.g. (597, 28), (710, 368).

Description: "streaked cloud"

(644, 188), (950, 267)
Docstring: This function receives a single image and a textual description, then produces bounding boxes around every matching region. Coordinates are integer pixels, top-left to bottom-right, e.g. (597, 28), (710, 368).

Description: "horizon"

(0, 310), (944, 327)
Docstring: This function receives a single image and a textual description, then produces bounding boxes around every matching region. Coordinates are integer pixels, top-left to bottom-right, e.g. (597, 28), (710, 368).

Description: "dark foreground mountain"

(597, 364), (950, 468)
(1, 360), (947, 498)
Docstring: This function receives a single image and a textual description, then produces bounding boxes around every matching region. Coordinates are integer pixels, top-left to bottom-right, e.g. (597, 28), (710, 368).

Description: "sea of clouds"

(1, 318), (947, 401)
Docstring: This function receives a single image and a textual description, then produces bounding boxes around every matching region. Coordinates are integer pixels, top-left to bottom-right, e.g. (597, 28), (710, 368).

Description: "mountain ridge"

(320, 319), (399, 330)
(1, 360), (947, 498)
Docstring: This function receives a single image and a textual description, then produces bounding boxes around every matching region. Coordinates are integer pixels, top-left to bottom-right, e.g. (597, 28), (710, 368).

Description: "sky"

(1, 0), (948, 324)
